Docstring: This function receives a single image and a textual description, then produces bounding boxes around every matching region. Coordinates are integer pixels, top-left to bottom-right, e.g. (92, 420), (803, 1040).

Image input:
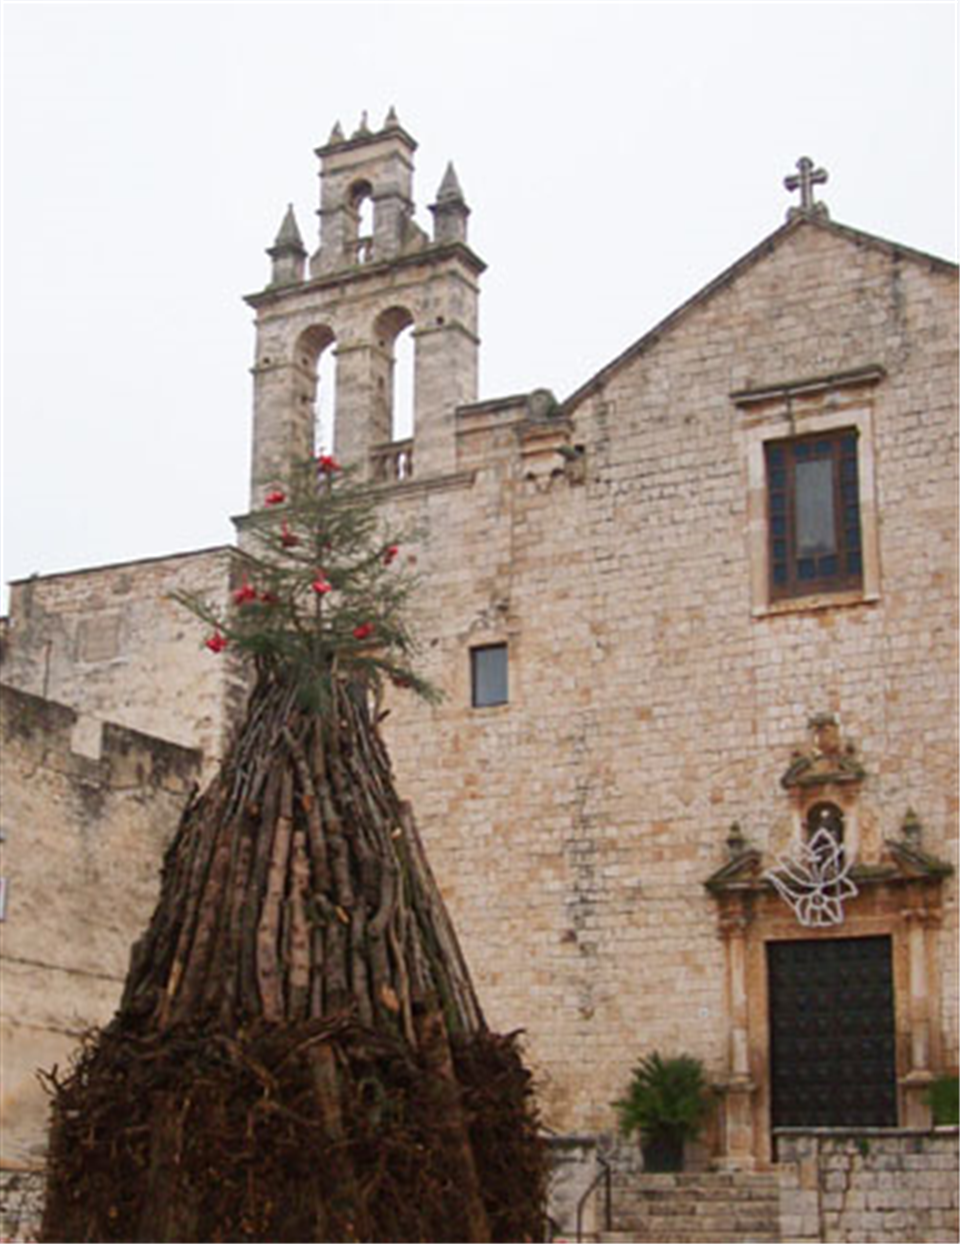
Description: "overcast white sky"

(2, 2), (956, 609)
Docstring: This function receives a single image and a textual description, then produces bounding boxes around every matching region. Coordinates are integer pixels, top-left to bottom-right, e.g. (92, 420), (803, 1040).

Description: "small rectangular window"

(471, 644), (508, 708)
(766, 431), (863, 601)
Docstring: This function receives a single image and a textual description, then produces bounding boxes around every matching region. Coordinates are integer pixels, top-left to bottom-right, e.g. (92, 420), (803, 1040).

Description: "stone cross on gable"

(784, 156), (829, 220)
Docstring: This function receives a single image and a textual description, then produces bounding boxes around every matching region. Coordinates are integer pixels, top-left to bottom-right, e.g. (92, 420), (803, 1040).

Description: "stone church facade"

(2, 113), (957, 1191)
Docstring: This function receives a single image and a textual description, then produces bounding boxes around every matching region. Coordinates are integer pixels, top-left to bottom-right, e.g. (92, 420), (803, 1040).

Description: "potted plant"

(612, 1052), (710, 1172)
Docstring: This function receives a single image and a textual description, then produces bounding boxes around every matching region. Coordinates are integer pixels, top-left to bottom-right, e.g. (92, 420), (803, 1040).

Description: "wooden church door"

(768, 936), (898, 1130)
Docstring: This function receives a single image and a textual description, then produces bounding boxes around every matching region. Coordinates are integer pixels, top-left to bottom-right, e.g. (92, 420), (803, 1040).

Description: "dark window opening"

(806, 801), (845, 847)
(766, 431), (863, 600)
(471, 644), (508, 708)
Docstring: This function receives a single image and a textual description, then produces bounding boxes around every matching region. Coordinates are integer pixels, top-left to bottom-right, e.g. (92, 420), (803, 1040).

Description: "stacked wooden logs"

(40, 667), (545, 1243)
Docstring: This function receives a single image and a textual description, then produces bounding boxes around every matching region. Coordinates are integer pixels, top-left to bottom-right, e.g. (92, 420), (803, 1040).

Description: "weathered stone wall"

(0, 1169), (44, 1242)
(374, 221), (958, 1135)
(0, 685), (201, 1168)
(777, 1129), (960, 1243)
(1, 547), (241, 774)
(545, 1134), (602, 1239)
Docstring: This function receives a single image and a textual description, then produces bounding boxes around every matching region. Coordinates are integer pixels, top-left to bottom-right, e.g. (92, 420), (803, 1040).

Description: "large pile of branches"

(41, 1018), (541, 1242)
(39, 461), (546, 1242)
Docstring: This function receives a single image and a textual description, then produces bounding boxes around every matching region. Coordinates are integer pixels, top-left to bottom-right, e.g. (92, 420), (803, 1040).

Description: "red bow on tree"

(383, 545), (399, 565)
(352, 622), (374, 641)
(233, 579), (258, 606)
(264, 490), (286, 506)
(317, 454), (341, 474)
(312, 576), (332, 596)
(205, 632), (228, 654)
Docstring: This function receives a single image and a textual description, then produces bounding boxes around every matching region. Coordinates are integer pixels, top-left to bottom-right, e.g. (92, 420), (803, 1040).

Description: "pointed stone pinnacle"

(273, 204), (305, 253)
(383, 105), (400, 130)
(436, 161), (465, 204)
(354, 110), (371, 138)
(328, 120), (345, 144)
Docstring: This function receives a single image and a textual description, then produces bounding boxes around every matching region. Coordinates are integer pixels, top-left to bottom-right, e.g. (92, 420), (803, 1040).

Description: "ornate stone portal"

(704, 720), (953, 1168)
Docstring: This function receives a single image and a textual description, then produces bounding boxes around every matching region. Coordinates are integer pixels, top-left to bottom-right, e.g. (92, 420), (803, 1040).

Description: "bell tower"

(245, 109), (484, 507)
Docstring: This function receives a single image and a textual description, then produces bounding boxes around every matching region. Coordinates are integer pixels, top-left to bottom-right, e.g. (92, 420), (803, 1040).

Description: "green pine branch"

(173, 457), (441, 706)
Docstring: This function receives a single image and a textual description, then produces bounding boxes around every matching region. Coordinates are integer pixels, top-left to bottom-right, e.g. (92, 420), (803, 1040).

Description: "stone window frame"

(738, 368), (883, 618)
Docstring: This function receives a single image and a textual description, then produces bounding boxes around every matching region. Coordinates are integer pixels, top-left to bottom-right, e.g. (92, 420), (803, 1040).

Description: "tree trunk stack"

(40, 669), (546, 1242)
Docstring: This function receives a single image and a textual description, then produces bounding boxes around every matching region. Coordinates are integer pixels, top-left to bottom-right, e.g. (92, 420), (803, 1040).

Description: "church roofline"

(561, 214), (958, 414)
(456, 393), (531, 417)
(6, 544), (236, 588)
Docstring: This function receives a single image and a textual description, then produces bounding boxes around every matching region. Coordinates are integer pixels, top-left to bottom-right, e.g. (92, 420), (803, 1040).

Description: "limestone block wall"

(374, 221), (958, 1135)
(0, 685), (201, 1168)
(777, 1129), (960, 1243)
(0, 1168), (44, 1242)
(1, 547), (242, 772)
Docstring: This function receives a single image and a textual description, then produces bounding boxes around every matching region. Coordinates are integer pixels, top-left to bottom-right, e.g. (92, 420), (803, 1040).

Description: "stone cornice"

(703, 841), (953, 898)
(731, 365), (886, 408)
(245, 242), (486, 310)
(315, 124), (418, 159)
(232, 470), (476, 532)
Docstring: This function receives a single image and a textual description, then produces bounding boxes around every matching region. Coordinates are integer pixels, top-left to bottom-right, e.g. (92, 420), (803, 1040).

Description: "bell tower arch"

(245, 109), (484, 506)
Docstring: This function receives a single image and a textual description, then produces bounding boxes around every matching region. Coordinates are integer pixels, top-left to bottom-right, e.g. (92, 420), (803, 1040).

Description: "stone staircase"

(598, 1169), (782, 1243)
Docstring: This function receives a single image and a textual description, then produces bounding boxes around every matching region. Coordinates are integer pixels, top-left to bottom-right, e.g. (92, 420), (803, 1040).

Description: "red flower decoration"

(280, 522), (300, 548)
(233, 579), (258, 606)
(312, 576), (332, 596)
(383, 544), (399, 565)
(205, 632), (228, 654)
(352, 622), (374, 641)
(264, 489), (286, 506)
(317, 454), (341, 474)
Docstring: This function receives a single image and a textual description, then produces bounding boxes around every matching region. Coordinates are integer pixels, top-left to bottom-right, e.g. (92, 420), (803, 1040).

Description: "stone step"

(612, 1174), (779, 1184)
(614, 1189), (780, 1209)
(614, 1208), (779, 1223)
(613, 1222), (779, 1235)
(612, 1174), (779, 1192)
(603, 1169), (782, 1242)
(614, 1195), (780, 1213)
(600, 1233), (780, 1244)
(613, 1214), (780, 1231)
(611, 1171), (780, 1188)
(614, 1174), (780, 1194)
(613, 1183), (779, 1197)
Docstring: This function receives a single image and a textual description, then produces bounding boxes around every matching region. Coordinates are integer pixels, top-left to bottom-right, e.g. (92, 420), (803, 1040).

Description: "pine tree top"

(175, 456), (439, 709)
